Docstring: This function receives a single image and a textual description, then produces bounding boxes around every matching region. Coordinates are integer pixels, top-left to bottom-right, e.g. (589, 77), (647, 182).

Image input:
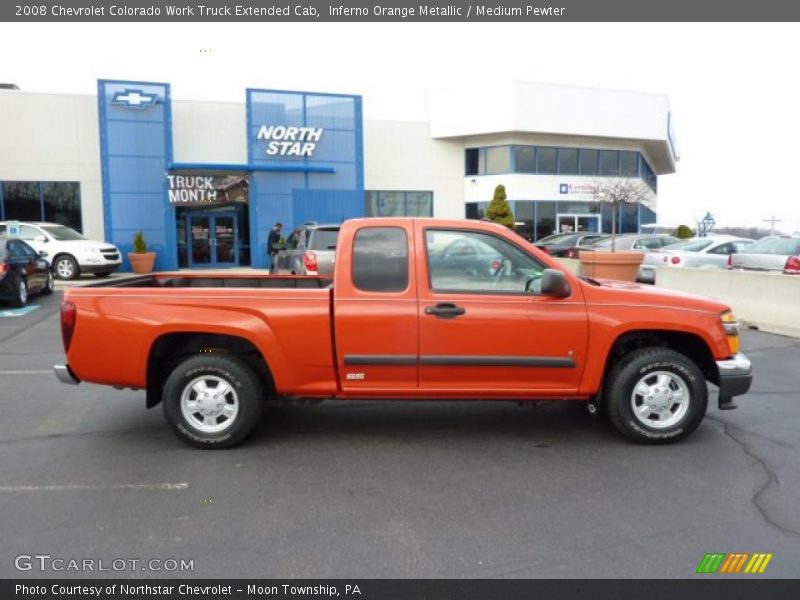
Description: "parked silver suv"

(274, 224), (339, 276)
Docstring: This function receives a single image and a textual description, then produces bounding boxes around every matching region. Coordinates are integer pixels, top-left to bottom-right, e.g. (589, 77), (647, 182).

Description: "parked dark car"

(0, 236), (54, 307)
(534, 232), (607, 257)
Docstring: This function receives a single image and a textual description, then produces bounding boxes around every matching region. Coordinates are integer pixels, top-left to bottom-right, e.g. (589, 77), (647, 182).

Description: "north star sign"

(256, 125), (323, 157)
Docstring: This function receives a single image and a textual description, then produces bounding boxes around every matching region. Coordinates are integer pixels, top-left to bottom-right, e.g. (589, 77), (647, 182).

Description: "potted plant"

(579, 179), (650, 281)
(128, 231), (157, 274)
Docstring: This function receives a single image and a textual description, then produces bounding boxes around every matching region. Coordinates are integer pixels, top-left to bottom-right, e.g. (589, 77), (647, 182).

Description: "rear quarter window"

(352, 227), (408, 293)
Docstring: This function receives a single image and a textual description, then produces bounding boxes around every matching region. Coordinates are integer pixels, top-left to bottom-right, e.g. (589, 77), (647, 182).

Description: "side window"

(426, 229), (545, 294)
(708, 243), (733, 255)
(352, 227), (409, 293)
(635, 238), (662, 249)
(733, 241), (751, 253)
(18, 225), (39, 241)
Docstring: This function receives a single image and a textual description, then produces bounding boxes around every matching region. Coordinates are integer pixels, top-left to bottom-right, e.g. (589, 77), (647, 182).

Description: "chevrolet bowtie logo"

(111, 89), (158, 108)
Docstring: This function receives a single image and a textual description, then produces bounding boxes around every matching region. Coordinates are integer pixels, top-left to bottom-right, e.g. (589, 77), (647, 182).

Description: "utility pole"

(762, 215), (782, 236)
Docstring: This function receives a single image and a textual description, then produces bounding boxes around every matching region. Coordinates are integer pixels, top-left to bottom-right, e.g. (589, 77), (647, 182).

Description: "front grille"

(100, 248), (120, 262)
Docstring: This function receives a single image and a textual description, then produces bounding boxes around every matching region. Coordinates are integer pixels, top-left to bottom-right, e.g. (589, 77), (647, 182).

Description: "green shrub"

(133, 231), (148, 253)
(486, 184), (515, 229)
(676, 224), (695, 239)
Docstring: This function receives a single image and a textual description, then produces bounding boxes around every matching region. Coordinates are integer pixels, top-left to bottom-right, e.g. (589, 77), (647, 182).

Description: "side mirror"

(540, 269), (571, 298)
(34, 235), (47, 243)
(38, 250), (48, 257)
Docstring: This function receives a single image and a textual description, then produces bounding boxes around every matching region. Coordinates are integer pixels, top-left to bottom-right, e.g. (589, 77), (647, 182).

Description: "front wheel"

(162, 354), (265, 449)
(53, 255), (79, 280)
(604, 348), (708, 444)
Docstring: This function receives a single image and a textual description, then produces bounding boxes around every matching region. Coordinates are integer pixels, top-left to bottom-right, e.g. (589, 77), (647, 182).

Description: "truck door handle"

(425, 303), (466, 318)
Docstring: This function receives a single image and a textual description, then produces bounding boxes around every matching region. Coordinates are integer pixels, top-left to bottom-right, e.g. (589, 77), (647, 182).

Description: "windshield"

(661, 239), (714, 252)
(746, 237), (800, 255)
(40, 225), (86, 241)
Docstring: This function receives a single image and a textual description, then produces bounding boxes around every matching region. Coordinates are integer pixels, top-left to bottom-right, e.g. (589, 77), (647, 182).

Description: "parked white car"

(639, 236), (754, 284)
(0, 222), (121, 280)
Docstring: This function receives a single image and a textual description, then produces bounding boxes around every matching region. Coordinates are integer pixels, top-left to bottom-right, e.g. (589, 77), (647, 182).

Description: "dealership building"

(0, 80), (677, 271)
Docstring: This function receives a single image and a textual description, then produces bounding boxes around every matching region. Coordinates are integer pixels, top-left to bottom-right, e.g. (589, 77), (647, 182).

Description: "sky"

(2, 22), (799, 232)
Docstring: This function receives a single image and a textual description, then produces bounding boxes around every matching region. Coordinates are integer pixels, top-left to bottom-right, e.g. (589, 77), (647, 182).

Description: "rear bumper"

(54, 364), (81, 385)
(716, 353), (752, 398)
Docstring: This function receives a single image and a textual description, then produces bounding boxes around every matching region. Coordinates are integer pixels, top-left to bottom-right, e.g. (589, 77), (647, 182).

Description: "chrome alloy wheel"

(55, 258), (75, 279)
(18, 280), (27, 305)
(180, 375), (240, 434)
(630, 371), (690, 429)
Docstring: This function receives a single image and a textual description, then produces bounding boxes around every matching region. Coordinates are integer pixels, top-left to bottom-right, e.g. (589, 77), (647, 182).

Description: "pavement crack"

(707, 415), (800, 538)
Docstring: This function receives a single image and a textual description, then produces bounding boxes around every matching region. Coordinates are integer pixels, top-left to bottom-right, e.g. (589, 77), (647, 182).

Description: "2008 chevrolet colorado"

(54, 218), (752, 448)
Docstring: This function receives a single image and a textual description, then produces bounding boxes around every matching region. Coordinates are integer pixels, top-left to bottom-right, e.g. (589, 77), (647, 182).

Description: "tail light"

(303, 251), (318, 273)
(566, 249), (577, 258)
(727, 255), (733, 268)
(671, 256), (681, 265)
(61, 300), (77, 353)
(784, 256), (800, 274)
(0, 262), (8, 275)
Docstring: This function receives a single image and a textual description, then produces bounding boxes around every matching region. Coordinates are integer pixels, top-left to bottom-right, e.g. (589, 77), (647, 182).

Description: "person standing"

(267, 222), (283, 273)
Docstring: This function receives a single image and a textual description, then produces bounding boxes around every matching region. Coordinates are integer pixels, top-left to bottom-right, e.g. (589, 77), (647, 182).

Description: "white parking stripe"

(0, 482), (189, 492)
(0, 370), (52, 375)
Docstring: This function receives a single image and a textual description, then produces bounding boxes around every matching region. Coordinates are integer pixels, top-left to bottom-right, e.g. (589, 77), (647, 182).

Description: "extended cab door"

(416, 223), (589, 397)
(333, 222), (418, 396)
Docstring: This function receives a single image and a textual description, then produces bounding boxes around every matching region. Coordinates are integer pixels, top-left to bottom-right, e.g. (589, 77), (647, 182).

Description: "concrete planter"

(579, 250), (644, 281)
(128, 252), (157, 274)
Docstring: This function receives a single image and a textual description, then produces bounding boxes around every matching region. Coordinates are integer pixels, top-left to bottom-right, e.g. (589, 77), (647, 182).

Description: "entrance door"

(188, 212), (238, 268)
(557, 214), (600, 234)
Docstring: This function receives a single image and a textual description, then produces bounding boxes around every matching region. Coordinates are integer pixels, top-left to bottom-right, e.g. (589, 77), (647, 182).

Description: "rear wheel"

(604, 348), (707, 444)
(162, 354), (264, 449)
(10, 275), (27, 308)
(53, 255), (79, 280)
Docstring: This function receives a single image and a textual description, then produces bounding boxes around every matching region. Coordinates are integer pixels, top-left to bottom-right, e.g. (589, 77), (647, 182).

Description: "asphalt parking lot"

(0, 292), (799, 579)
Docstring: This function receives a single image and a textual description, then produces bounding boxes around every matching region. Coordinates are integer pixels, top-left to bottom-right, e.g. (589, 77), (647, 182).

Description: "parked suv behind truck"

(0, 222), (121, 280)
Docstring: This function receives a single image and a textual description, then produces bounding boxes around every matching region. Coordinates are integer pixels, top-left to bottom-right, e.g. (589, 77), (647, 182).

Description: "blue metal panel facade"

(98, 80), (177, 271)
(247, 89), (364, 268)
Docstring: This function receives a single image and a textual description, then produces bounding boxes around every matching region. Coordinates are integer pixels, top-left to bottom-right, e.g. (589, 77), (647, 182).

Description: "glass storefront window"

(485, 146), (511, 174)
(367, 191), (433, 217)
(619, 151), (638, 176)
(536, 201), (556, 241)
(599, 150), (619, 176)
(558, 148), (578, 174)
(536, 147), (557, 174)
(2, 181), (82, 230)
(513, 147), (536, 173)
(579, 150), (598, 175)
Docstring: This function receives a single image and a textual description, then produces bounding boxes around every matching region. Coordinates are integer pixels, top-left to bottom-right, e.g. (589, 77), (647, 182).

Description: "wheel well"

(605, 330), (718, 388)
(145, 332), (275, 408)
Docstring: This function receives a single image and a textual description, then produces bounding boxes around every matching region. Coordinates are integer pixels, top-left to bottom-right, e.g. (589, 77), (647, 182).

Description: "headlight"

(720, 311), (741, 354)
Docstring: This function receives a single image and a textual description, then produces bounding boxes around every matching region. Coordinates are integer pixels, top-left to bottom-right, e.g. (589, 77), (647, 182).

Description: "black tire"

(53, 255), (80, 280)
(94, 272), (112, 278)
(9, 275), (27, 308)
(162, 354), (264, 449)
(41, 270), (54, 295)
(604, 348), (707, 444)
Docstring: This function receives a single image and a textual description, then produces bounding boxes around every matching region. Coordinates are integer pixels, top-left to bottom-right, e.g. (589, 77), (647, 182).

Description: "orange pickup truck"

(54, 218), (752, 448)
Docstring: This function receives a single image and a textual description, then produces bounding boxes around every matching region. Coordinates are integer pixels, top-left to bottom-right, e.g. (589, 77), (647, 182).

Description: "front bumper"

(716, 353), (753, 401)
(78, 262), (122, 274)
(54, 364), (81, 385)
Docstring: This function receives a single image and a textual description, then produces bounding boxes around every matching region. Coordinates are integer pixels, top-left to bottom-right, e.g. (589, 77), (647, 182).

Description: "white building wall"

(171, 100), (247, 164)
(364, 119), (464, 219)
(0, 91), (104, 240)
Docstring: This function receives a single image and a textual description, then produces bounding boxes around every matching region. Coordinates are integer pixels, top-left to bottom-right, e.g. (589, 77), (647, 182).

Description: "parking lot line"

(0, 482), (189, 492)
(0, 370), (52, 375)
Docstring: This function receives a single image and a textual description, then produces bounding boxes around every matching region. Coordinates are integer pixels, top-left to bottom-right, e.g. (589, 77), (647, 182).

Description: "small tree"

(133, 231), (148, 253)
(675, 224), (694, 239)
(485, 184), (515, 229)
(592, 179), (650, 251)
